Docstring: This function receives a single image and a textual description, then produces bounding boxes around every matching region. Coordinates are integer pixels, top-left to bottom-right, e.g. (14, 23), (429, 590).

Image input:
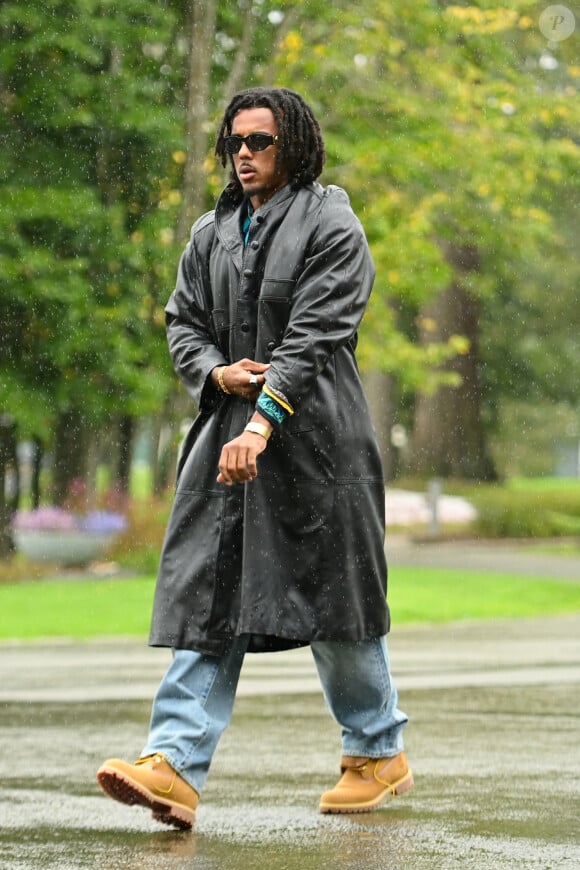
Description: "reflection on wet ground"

(1, 616), (580, 869)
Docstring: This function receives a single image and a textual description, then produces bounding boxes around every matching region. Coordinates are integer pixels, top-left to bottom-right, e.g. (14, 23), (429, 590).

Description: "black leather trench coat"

(149, 182), (390, 655)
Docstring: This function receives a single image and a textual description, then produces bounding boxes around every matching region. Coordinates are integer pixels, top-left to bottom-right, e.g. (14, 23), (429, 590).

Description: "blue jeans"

(142, 635), (408, 794)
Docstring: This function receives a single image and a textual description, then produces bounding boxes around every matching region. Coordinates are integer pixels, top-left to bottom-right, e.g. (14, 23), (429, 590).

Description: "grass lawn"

(389, 567), (580, 623)
(0, 566), (579, 641)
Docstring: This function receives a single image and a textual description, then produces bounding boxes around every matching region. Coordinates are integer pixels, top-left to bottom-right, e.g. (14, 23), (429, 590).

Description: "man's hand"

(212, 358), (270, 400)
(217, 430), (269, 485)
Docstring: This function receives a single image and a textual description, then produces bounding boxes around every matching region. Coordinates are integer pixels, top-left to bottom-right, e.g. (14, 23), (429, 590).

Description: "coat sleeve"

(164, 214), (227, 409)
(264, 186), (376, 410)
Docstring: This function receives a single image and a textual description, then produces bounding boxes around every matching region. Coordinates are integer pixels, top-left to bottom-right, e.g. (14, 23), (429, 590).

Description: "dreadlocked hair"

(215, 87), (326, 198)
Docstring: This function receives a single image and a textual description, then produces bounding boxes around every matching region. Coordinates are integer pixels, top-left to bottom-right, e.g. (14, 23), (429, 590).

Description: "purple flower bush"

(12, 507), (127, 535)
(80, 511), (127, 534)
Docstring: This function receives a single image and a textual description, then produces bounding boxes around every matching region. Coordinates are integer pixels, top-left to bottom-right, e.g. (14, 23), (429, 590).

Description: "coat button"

(266, 340), (276, 351)
(251, 241), (259, 250)
(243, 269), (253, 277)
(241, 322), (250, 333)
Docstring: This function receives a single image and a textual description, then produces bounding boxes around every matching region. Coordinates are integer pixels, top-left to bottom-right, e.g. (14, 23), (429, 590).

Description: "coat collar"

(214, 184), (297, 270)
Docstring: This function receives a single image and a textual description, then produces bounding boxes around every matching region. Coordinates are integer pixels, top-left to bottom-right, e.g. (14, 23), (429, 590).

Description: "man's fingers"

(239, 358), (270, 372)
(218, 444), (258, 484)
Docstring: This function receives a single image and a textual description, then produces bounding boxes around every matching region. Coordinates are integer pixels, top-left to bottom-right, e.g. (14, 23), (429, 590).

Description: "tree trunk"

(153, 389), (193, 495)
(52, 410), (89, 506)
(410, 250), (496, 480)
(0, 414), (18, 556)
(117, 415), (134, 496)
(222, 0), (257, 102)
(84, 431), (101, 507)
(176, 0), (218, 242)
(30, 435), (43, 509)
(363, 370), (397, 482)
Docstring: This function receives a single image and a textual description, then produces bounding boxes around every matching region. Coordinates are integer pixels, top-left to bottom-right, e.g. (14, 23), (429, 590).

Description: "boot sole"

(319, 769), (414, 814)
(96, 766), (195, 830)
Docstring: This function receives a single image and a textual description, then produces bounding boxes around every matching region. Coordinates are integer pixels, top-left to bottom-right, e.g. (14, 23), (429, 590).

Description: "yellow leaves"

(407, 192), (449, 231)
(280, 31), (303, 64)
(359, 311), (469, 388)
(387, 270), (400, 284)
(172, 150), (187, 165)
(557, 137), (579, 156)
(387, 38), (406, 57)
(409, 210), (428, 231)
(527, 207), (550, 224)
(510, 205), (550, 224)
(283, 31), (303, 51)
(138, 294), (154, 321)
(429, 192), (449, 207)
(418, 316), (438, 333)
(158, 187), (181, 210)
(524, 168), (535, 183)
(158, 228), (174, 247)
(445, 6), (519, 35)
(449, 334), (471, 356)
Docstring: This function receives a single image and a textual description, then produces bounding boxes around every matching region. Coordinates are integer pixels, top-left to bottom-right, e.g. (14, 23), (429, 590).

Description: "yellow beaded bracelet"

(217, 366), (231, 395)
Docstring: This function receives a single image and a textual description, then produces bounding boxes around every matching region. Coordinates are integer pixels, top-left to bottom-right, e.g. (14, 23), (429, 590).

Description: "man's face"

(230, 107), (288, 208)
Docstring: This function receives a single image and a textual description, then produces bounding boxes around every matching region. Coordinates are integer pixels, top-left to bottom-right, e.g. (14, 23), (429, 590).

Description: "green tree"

(0, 0), (184, 502)
(267, 0), (580, 478)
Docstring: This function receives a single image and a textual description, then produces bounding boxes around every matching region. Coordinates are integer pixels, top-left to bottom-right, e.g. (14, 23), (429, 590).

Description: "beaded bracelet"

(217, 366), (231, 395)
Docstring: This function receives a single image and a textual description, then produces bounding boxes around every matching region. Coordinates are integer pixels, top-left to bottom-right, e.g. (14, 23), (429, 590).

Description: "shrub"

(108, 498), (172, 573)
(468, 486), (580, 538)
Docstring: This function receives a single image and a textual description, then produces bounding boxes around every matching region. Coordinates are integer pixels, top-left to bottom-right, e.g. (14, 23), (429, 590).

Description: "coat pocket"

(249, 476), (333, 537)
(211, 308), (231, 354)
(257, 279), (295, 359)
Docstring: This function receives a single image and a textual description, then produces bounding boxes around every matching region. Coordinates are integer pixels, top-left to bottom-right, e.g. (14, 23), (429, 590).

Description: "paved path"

(386, 534), (580, 580)
(2, 613), (579, 703)
(1, 536), (578, 704)
(2, 538), (580, 870)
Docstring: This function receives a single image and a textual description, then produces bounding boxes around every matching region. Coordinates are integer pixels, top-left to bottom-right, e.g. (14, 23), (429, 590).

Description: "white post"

(428, 478), (442, 537)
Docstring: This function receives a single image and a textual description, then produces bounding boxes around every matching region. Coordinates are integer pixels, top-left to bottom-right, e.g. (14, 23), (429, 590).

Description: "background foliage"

(1, 0), (578, 526)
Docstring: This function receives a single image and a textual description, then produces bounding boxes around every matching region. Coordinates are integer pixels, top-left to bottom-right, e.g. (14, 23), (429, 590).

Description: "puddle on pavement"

(2, 687), (579, 868)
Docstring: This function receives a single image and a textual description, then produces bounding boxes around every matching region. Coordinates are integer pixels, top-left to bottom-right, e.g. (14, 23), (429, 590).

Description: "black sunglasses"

(223, 133), (279, 154)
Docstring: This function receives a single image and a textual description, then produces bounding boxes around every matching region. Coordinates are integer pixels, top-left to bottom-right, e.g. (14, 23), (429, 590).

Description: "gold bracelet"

(217, 366), (231, 395)
(244, 422), (271, 441)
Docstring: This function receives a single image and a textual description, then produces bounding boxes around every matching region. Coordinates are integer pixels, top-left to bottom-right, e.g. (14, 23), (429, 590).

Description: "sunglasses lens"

(246, 134), (272, 151)
(223, 134), (275, 154)
(224, 136), (242, 154)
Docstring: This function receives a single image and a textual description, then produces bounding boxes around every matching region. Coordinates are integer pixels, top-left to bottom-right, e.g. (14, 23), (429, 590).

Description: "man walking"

(97, 86), (412, 829)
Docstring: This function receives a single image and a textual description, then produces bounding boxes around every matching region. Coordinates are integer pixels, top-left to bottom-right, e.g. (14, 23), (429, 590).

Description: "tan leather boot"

(97, 753), (199, 829)
(319, 752), (413, 814)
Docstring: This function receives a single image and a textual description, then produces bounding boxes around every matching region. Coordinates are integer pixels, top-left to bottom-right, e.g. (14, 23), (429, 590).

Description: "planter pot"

(13, 529), (117, 567)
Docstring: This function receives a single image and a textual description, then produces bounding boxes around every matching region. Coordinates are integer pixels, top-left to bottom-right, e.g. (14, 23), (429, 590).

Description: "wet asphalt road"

(1, 540), (579, 869)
